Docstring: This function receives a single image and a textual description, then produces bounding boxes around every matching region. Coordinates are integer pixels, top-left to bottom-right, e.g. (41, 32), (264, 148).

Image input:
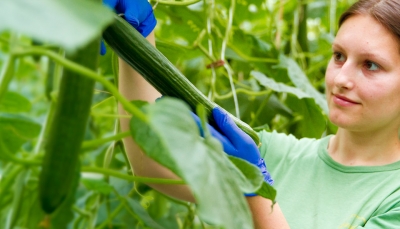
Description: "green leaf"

(251, 70), (312, 99)
(0, 0), (114, 52)
(228, 156), (264, 194)
(155, 5), (204, 46)
(277, 54), (329, 114)
(81, 178), (114, 195)
(286, 96), (326, 138)
(0, 91), (31, 113)
(129, 98), (253, 229)
(255, 182), (277, 202)
(125, 198), (165, 229)
(0, 113), (41, 156)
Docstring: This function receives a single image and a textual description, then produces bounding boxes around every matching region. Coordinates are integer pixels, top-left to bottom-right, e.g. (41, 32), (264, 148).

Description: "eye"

(364, 60), (380, 71)
(333, 52), (346, 62)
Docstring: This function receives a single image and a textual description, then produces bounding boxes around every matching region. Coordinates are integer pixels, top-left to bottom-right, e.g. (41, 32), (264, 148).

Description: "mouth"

(332, 94), (360, 106)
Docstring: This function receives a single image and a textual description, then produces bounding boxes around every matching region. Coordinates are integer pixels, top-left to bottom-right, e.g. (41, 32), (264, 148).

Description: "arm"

(247, 196), (290, 229)
(106, 0), (290, 226)
(117, 31), (195, 202)
(118, 37), (290, 227)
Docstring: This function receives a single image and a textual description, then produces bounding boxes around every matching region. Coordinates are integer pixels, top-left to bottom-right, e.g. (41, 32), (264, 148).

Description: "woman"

(107, 0), (400, 228)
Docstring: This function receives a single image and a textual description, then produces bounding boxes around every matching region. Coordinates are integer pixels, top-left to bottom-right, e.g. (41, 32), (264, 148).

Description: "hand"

(192, 107), (273, 186)
(101, 0), (157, 55)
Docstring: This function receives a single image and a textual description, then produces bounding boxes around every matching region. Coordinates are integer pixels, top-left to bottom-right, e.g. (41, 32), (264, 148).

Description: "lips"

(332, 93), (360, 106)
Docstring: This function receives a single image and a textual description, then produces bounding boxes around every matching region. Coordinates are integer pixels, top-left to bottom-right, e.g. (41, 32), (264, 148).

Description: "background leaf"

(0, 0), (114, 52)
(0, 113), (40, 155)
(0, 91), (31, 113)
(278, 54), (328, 115)
(130, 98), (253, 229)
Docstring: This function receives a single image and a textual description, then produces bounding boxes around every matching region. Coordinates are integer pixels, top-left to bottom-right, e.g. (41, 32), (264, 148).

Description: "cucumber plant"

(0, 0), (341, 228)
(38, 38), (100, 214)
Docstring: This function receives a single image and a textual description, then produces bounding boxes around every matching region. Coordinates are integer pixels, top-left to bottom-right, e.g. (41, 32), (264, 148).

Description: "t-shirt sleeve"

(257, 130), (303, 164)
(256, 130), (320, 180)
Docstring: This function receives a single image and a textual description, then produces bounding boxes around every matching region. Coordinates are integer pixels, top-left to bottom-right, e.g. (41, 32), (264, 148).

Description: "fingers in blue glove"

(212, 107), (260, 165)
(102, 0), (156, 37)
(190, 112), (236, 153)
(192, 108), (274, 190)
(101, 0), (157, 55)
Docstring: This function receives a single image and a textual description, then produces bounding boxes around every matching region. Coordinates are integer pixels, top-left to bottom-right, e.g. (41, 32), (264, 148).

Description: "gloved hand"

(101, 0), (157, 55)
(192, 107), (274, 189)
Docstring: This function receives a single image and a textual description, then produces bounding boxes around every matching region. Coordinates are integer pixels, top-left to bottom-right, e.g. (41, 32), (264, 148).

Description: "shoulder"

(258, 130), (325, 159)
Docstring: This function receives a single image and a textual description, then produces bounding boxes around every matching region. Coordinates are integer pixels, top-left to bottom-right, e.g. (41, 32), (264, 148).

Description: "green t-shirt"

(258, 130), (400, 229)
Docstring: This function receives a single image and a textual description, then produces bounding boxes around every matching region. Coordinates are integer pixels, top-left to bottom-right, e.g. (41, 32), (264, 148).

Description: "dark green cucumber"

(103, 15), (260, 145)
(38, 39), (99, 214)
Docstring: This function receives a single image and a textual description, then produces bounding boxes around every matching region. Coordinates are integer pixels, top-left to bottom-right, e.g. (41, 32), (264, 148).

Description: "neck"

(328, 128), (400, 166)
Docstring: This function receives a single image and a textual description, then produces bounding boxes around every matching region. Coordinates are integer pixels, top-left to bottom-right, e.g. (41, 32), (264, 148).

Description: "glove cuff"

(258, 158), (274, 186)
(244, 158), (274, 197)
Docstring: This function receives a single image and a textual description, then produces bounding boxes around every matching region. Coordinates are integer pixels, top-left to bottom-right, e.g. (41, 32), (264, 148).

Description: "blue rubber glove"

(101, 0), (157, 55)
(192, 107), (274, 189)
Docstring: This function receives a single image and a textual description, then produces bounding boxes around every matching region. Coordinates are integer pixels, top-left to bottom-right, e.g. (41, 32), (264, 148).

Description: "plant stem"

(81, 166), (185, 185)
(220, 0), (235, 61)
(81, 131), (131, 151)
(0, 141), (41, 166)
(227, 45), (278, 63)
(221, 0), (240, 118)
(5, 169), (27, 229)
(214, 88), (271, 100)
(11, 48), (147, 123)
(0, 55), (15, 105)
(73, 205), (92, 218)
(33, 97), (57, 154)
(95, 200), (125, 229)
(196, 44), (215, 62)
(212, 27), (278, 63)
(90, 112), (130, 119)
(204, 0), (217, 101)
(150, 0), (201, 6)
(249, 92), (273, 127)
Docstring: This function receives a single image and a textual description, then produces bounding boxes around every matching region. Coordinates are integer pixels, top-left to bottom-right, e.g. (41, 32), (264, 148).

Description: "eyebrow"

(332, 42), (391, 64)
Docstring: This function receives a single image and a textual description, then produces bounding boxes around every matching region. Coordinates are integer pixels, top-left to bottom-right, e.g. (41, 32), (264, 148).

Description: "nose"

(333, 61), (355, 90)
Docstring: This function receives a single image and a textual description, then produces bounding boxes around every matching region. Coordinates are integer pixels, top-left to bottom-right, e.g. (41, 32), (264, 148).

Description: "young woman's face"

(325, 14), (400, 133)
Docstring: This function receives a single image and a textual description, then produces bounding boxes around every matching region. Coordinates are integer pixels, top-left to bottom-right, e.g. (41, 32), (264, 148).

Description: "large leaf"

(252, 70), (326, 138)
(0, 0), (114, 52)
(228, 156), (263, 194)
(129, 98), (253, 229)
(0, 113), (41, 157)
(277, 54), (329, 114)
(286, 96), (326, 138)
(0, 91), (31, 113)
(252, 70), (312, 99)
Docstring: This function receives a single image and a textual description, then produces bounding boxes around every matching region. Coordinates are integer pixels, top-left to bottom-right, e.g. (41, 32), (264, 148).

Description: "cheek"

(325, 60), (336, 92)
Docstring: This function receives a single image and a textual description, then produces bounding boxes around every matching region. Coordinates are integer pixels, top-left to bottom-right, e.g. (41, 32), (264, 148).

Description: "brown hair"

(339, 0), (400, 43)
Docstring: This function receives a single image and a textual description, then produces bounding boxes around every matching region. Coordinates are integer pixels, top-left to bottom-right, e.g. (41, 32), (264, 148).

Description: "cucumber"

(38, 38), (99, 214)
(102, 15), (260, 145)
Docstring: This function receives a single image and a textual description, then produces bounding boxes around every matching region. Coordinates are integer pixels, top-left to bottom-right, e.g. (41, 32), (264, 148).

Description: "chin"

(328, 111), (355, 129)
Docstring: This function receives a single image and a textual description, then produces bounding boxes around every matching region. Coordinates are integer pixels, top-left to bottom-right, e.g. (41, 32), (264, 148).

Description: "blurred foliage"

(0, 0), (357, 228)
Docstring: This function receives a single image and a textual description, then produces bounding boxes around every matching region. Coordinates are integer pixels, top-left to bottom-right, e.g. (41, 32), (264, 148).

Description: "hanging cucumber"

(102, 15), (260, 145)
(38, 38), (100, 214)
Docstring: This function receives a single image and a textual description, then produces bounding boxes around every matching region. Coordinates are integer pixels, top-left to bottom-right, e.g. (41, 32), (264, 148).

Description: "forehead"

(335, 14), (400, 59)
